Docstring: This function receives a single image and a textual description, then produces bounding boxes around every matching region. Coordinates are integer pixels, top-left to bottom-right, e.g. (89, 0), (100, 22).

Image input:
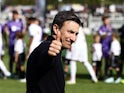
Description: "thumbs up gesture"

(48, 31), (62, 56)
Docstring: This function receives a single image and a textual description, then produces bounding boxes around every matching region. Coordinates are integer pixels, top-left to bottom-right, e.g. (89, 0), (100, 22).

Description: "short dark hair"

(93, 34), (100, 39)
(12, 10), (19, 14)
(102, 15), (109, 21)
(16, 31), (24, 38)
(112, 32), (119, 38)
(51, 11), (81, 35)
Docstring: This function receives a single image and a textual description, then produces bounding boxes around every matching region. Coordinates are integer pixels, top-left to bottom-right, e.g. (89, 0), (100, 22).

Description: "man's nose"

(71, 34), (77, 42)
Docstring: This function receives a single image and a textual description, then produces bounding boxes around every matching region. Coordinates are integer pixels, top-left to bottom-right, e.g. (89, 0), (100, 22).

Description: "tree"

(4, 0), (124, 6)
(5, 0), (34, 5)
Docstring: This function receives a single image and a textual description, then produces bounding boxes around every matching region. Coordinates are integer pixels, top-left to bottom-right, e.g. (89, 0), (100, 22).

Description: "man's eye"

(68, 30), (73, 34)
(76, 33), (78, 36)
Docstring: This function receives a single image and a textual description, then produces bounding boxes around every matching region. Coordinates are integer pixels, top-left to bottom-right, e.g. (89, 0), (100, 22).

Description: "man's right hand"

(48, 31), (62, 56)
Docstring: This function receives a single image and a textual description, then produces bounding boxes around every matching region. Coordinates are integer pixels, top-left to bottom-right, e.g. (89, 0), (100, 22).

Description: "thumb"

(56, 31), (61, 41)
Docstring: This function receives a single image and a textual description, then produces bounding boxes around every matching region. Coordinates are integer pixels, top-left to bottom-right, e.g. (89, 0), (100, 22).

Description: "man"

(26, 11), (81, 93)
(4, 10), (24, 75)
(118, 25), (124, 84)
(27, 18), (43, 56)
(98, 15), (113, 81)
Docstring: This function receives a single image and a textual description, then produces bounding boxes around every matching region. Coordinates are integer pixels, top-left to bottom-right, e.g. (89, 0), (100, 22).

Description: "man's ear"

(53, 24), (59, 35)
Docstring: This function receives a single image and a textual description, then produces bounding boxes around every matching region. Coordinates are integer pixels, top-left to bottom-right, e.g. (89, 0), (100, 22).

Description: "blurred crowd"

(63, 15), (124, 84)
(0, 9), (50, 83)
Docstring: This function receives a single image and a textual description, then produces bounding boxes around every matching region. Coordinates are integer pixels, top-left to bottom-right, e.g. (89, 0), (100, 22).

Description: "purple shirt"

(5, 19), (24, 54)
(99, 24), (113, 58)
(0, 24), (3, 33)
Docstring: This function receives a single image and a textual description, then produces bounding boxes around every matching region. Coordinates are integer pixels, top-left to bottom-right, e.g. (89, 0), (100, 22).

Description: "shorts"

(62, 56), (70, 65)
(65, 49), (72, 60)
(64, 59), (70, 65)
(110, 56), (120, 68)
(72, 43), (88, 62)
(92, 60), (102, 68)
(18, 53), (25, 66)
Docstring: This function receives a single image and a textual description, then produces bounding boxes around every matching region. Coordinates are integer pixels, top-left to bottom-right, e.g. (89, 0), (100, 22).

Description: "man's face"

(13, 13), (19, 20)
(104, 18), (110, 25)
(59, 21), (80, 49)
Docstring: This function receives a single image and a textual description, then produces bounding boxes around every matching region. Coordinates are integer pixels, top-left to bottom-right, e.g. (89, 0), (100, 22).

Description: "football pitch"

(0, 35), (124, 93)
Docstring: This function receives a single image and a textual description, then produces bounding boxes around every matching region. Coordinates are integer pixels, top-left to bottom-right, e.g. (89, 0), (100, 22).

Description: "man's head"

(102, 15), (110, 25)
(51, 11), (81, 49)
(12, 10), (19, 20)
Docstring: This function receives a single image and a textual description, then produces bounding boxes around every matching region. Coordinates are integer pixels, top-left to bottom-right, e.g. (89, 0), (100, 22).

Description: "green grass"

(0, 79), (26, 93)
(0, 35), (124, 93)
(65, 62), (124, 93)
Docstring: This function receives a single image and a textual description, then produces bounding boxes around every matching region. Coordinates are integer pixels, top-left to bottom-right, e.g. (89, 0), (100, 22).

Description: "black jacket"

(26, 36), (65, 93)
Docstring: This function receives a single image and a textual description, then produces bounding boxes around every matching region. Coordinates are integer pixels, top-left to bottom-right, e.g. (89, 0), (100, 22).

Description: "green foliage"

(4, 0), (124, 6)
(4, 0), (35, 5)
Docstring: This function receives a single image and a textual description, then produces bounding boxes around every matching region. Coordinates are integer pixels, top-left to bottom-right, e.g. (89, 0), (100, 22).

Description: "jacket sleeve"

(37, 41), (58, 69)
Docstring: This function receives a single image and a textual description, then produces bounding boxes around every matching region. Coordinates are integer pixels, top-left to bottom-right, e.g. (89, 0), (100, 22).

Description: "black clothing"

(119, 25), (124, 60)
(118, 25), (124, 77)
(110, 56), (120, 68)
(18, 52), (25, 65)
(26, 36), (65, 93)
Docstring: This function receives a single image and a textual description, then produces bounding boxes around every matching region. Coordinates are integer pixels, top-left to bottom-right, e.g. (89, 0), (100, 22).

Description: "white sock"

(70, 60), (76, 82)
(83, 61), (97, 81)
(0, 60), (11, 76)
